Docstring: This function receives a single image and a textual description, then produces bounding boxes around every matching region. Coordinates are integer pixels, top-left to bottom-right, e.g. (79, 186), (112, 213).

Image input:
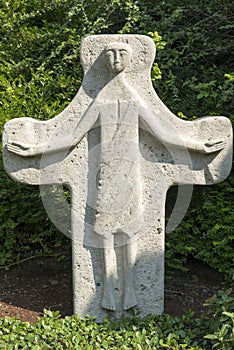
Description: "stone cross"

(2, 35), (232, 322)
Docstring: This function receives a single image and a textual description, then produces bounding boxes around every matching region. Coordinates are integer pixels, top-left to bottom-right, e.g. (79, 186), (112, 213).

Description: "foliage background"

(0, 0), (233, 282)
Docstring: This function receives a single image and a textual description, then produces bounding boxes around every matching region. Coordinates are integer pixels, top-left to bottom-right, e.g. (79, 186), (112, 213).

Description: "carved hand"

(202, 139), (227, 154)
(6, 141), (40, 157)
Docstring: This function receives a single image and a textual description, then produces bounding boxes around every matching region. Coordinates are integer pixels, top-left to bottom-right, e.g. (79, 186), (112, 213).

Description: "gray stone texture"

(2, 34), (233, 322)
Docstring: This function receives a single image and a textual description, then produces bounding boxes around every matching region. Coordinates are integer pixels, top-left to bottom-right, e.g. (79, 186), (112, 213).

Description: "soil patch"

(0, 256), (224, 323)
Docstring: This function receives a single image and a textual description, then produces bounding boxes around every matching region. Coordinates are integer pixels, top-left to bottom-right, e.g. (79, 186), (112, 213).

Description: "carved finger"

(6, 145), (18, 152)
(214, 141), (226, 150)
(11, 142), (30, 150)
(8, 147), (22, 154)
(7, 148), (22, 155)
(7, 143), (29, 155)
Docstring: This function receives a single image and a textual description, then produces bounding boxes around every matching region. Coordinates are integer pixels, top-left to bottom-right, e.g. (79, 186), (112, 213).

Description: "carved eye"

(120, 50), (127, 57)
(106, 51), (113, 57)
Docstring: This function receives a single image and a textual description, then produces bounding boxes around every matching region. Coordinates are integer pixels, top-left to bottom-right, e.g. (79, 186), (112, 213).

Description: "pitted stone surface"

(2, 34), (233, 322)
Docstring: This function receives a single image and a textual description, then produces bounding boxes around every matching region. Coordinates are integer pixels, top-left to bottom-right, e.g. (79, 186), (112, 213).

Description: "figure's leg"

(123, 238), (137, 310)
(101, 236), (116, 311)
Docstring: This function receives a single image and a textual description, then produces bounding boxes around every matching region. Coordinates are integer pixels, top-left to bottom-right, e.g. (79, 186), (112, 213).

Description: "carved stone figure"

(3, 35), (232, 321)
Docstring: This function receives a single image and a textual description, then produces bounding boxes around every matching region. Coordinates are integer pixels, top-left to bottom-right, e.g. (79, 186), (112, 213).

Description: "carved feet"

(101, 282), (137, 311)
(123, 284), (137, 310)
(101, 242), (138, 312)
(101, 280), (116, 311)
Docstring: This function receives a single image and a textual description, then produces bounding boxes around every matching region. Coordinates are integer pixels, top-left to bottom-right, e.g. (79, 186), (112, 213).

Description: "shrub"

(0, 290), (233, 349)
(0, 0), (233, 279)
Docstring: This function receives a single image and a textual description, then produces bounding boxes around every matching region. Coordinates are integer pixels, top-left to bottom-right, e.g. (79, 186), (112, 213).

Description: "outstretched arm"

(139, 106), (227, 154)
(6, 102), (100, 157)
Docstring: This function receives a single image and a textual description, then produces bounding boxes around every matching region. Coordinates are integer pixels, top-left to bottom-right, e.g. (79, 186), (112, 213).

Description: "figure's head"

(104, 42), (132, 73)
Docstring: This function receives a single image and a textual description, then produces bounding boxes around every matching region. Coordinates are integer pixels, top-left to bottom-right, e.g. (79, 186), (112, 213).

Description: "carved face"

(104, 42), (132, 73)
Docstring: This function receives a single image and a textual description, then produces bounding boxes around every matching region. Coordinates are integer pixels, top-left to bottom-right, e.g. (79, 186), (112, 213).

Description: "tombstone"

(2, 34), (232, 322)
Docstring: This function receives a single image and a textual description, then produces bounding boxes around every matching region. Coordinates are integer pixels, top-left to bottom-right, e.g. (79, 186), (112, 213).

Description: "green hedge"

(0, 289), (234, 349)
(0, 0), (233, 280)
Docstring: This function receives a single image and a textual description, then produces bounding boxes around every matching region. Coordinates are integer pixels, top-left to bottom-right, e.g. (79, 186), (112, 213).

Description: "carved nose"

(114, 51), (120, 61)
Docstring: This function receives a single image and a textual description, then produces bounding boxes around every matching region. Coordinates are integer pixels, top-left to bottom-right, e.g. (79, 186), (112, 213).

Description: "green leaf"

(204, 334), (218, 340)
